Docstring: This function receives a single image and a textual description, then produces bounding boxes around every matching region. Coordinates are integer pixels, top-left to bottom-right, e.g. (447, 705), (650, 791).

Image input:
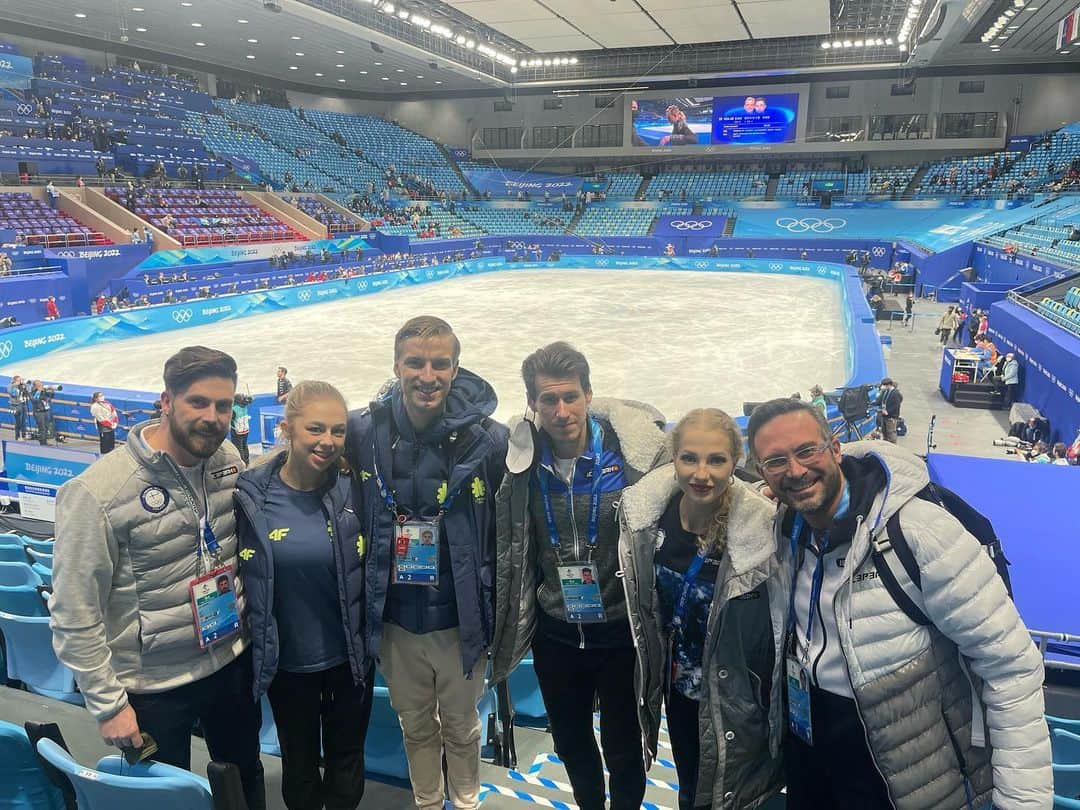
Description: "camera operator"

(7, 375), (30, 441)
(89, 391), (119, 455)
(31, 380), (61, 445)
(230, 393), (252, 465)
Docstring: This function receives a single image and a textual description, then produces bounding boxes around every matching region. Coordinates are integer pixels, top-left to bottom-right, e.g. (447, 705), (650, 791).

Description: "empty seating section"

(987, 132), (1080, 193)
(0, 192), (109, 247)
(983, 204), (1080, 268)
(289, 196), (361, 233)
(214, 101), (384, 192)
(603, 173), (641, 199)
(455, 205), (569, 234)
(304, 108), (464, 194)
(574, 206), (656, 236)
(183, 111), (337, 192)
(645, 170), (769, 200)
(106, 187), (304, 246)
(916, 151), (1021, 197)
(868, 166), (918, 195)
(375, 204), (483, 240)
(1038, 289), (1080, 332)
(775, 171), (868, 199)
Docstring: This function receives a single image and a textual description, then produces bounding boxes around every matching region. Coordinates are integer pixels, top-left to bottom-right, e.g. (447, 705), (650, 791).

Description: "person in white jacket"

(746, 397), (1051, 810)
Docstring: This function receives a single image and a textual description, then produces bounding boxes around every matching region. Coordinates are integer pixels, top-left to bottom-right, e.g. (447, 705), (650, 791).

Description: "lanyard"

(787, 514), (826, 666)
(372, 431), (464, 521)
(672, 551), (706, 630)
(537, 418), (605, 551)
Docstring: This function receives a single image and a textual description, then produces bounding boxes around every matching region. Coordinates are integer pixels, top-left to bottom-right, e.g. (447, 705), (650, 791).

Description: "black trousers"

(232, 432), (250, 465)
(783, 685), (892, 810)
(98, 427), (115, 455)
(267, 661), (375, 810)
(127, 648), (265, 810)
(665, 687), (710, 810)
(13, 407), (26, 440)
(532, 635), (646, 810)
(34, 410), (52, 444)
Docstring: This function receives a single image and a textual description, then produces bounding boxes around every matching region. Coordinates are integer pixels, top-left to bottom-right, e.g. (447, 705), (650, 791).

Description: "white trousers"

(380, 624), (487, 810)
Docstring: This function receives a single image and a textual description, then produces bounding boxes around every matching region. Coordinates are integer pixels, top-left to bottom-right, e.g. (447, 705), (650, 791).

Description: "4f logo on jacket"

(471, 476), (486, 502)
(239, 548), (255, 561)
(269, 528), (290, 542)
(436, 481), (448, 505)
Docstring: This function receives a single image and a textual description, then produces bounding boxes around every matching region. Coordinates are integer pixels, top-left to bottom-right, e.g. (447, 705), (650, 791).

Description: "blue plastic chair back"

(1052, 716), (1080, 736)
(259, 693), (281, 756)
(31, 563), (52, 588)
(365, 684), (409, 780)
(35, 739), (214, 810)
(25, 549), (52, 569)
(21, 539), (55, 555)
(1057, 793), (1080, 809)
(0, 611), (82, 705)
(0, 562), (41, 588)
(0, 534), (23, 548)
(0, 546), (28, 564)
(0, 587), (49, 618)
(1056, 729), (1080, 766)
(0, 721), (66, 810)
(507, 657), (547, 719)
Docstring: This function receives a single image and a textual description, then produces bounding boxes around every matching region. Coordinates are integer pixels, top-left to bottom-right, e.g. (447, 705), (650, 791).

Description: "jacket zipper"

(563, 460), (587, 649)
(621, 536), (652, 771)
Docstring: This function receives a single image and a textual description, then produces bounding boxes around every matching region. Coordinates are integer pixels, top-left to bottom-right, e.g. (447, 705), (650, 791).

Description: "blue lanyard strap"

(537, 418), (605, 551)
(672, 551), (707, 630)
(787, 514), (825, 659)
(372, 434), (465, 521)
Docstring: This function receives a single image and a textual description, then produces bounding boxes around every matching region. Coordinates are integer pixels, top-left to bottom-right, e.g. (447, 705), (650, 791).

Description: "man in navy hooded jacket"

(345, 315), (507, 810)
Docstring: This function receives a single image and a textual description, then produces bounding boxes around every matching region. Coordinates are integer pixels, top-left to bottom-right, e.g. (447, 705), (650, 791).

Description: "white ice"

(2, 269), (850, 424)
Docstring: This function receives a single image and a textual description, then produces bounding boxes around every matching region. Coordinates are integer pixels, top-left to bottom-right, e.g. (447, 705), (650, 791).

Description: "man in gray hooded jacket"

(50, 346), (264, 810)
(747, 397), (1051, 810)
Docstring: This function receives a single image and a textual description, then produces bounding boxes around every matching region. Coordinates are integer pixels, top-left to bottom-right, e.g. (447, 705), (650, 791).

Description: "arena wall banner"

(972, 243), (1076, 287)
(466, 169), (584, 197)
(0, 440), (98, 520)
(0, 54), (33, 89)
(135, 236), (373, 270)
(653, 215), (727, 238)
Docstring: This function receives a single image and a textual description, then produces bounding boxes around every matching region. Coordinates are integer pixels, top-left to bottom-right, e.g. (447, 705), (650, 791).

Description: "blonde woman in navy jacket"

(236, 381), (371, 810)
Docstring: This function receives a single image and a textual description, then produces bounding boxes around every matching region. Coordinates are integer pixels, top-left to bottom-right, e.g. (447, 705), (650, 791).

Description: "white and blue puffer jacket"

(776, 440), (1051, 810)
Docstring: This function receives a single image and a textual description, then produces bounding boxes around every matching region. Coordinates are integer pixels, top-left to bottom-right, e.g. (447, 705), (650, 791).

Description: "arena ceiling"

(0, 0), (1075, 98)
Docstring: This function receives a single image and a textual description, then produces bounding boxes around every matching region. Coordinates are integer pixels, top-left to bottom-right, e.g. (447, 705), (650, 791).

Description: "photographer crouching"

(30, 380), (61, 446)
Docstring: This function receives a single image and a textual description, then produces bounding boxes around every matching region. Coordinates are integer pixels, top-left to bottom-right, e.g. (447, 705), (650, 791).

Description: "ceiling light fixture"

(237, 18), (248, 23)
(131, 6), (144, 10)
(74, 12), (87, 17)
(295, 52), (304, 56)
(195, 41), (205, 46)
(400, 81), (407, 85)
(181, 1), (192, 5)
(336, 49), (344, 54)
(247, 38), (258, 43)
(315, 72), (324, 76)
(289, 66), (298, 70)
(135, 26), (147, 31)
(338, 78), (345, 82)
(511, 65), (518, 72)
(359, 69), (368, 73)
(336, 64), (345, 68)
(191, 21), (202, 27)
(246, 54), (255, 59)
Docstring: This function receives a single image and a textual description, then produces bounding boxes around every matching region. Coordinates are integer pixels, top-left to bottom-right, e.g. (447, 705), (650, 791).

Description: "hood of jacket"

(386, 366), (497, 444)
(505, 396), (667, 476)
(620, 464), (778, 581)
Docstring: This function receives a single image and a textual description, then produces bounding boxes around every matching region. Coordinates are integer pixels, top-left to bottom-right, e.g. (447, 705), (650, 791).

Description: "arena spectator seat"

(455, 204), (569, 234)
(0, 721), (66, 810)
(983, 203), (1080, 268)
(0, 561), (48, 617)
(0, 192), (111, 247)
(986, 131), (1080, 195)
(574, 206), (657, 236)
(646, 169), (769, 200)
(868, 166), (918, 195)
(916, 150), (1022, 197)
(0, 611), (82, 704)
(287, 195), (363, 234)
(375, 203), (483, 240)
(775, 170), (868, 199)
(603, 173), (643, 199)
(105, 187), (305, 246)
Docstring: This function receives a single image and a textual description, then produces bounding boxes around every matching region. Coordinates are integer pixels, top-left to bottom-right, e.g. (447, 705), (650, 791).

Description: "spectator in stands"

(1051, 442), (1070, 465)
(619, 408), (783, 810)
(936, 306), (958, 347)
(142, 224), (152, 244)
(45, 180), (60, 209)
(89, 391), (120, 454)
(491, 342), (666, 810)
(0, 252), (11, 277)
(8, 375), (29, 441)
(75, 175), (86, 189)
(95, 156), (107, 179)
(130, 228), (141, 245)
(236, 381), (372, 810)
(50, 347), (266, 808)
(44, 295), (60, 321)
(344, 316), (507, 810)
(276, 366), (293, 404)
(747, 398), (1051, 810)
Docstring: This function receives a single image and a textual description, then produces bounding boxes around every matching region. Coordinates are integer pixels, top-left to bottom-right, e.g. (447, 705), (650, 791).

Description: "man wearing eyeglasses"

(746, 398), (1050, 810)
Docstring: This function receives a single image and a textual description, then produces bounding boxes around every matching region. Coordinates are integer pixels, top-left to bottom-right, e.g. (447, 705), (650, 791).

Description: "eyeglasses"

(757, 441), (834, 474)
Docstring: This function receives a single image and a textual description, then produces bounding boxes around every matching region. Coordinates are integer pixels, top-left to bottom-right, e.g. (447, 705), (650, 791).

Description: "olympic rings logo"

(668, 220), (714, 231)
(0, 340), (12, 360)
(172, 309), (194, 324)
(768, 263), (784, 271)
(872, 246), (886, 257)
(297, 290), (311, 302)
(775, 217), (847, 233)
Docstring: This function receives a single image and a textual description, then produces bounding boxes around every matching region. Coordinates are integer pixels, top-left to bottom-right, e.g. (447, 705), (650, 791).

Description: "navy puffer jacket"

(235, 453), (367, 700)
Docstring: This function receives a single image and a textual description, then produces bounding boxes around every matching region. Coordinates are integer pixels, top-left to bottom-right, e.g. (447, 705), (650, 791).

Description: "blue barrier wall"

(959, 281), (1015, 313)
(971, 243), (1077, 287)
(0, 274), (73, 322)
(903, 241), (974, 302)
(988, 299), (1080, 445)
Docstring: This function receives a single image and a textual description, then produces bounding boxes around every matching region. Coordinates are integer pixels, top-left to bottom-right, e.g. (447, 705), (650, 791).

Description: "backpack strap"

(870, 513), (932, 626)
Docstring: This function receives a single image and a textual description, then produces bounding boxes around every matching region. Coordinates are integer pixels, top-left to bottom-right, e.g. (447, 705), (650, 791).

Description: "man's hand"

(99, 704), (143, 749)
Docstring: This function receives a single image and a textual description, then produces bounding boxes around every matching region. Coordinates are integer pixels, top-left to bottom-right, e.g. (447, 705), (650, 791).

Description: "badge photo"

(140, 485), (170, 513)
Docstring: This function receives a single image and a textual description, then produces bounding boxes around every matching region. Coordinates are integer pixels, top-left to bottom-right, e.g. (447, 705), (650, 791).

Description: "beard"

(170, 418), (226, 460)
(776, 463), (844, 519)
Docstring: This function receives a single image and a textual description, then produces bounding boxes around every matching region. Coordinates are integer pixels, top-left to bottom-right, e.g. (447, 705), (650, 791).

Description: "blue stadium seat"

(21, 538), (55, 556)
(1056, 795), (1080, 809)
(0, 562), (39, 587)
(0, 611), (82, 704)
(31, 563), (52, 588)
(365, 684), (409, 780)
(1051, 716), (1080, 736)
(0, 546), (29, 564)
(0, 533), (24, 547)
(507, 657), (547, 720)
(1056, 729), (1080, 765)
(25, 548), (52, 569)
(0, 720), (66, 810)
(0, 586), (48, 618)
(35, 739), (215, 810)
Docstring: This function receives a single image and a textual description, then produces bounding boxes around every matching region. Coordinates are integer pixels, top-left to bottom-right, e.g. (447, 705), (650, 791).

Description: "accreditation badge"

(189, 566), (241, 648)
(392, 520), (439, 585)
(786, 656), (814, 746)
(558, 562), (606, 623)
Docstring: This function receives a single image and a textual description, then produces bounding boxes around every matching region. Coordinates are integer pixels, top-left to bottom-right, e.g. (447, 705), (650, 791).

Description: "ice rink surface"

(3, 269), (850, 424)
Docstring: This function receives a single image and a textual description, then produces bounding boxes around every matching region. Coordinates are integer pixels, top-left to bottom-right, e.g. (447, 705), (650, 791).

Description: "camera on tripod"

(234, 393), (253, 407)
(994, 436), (1033, 458)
